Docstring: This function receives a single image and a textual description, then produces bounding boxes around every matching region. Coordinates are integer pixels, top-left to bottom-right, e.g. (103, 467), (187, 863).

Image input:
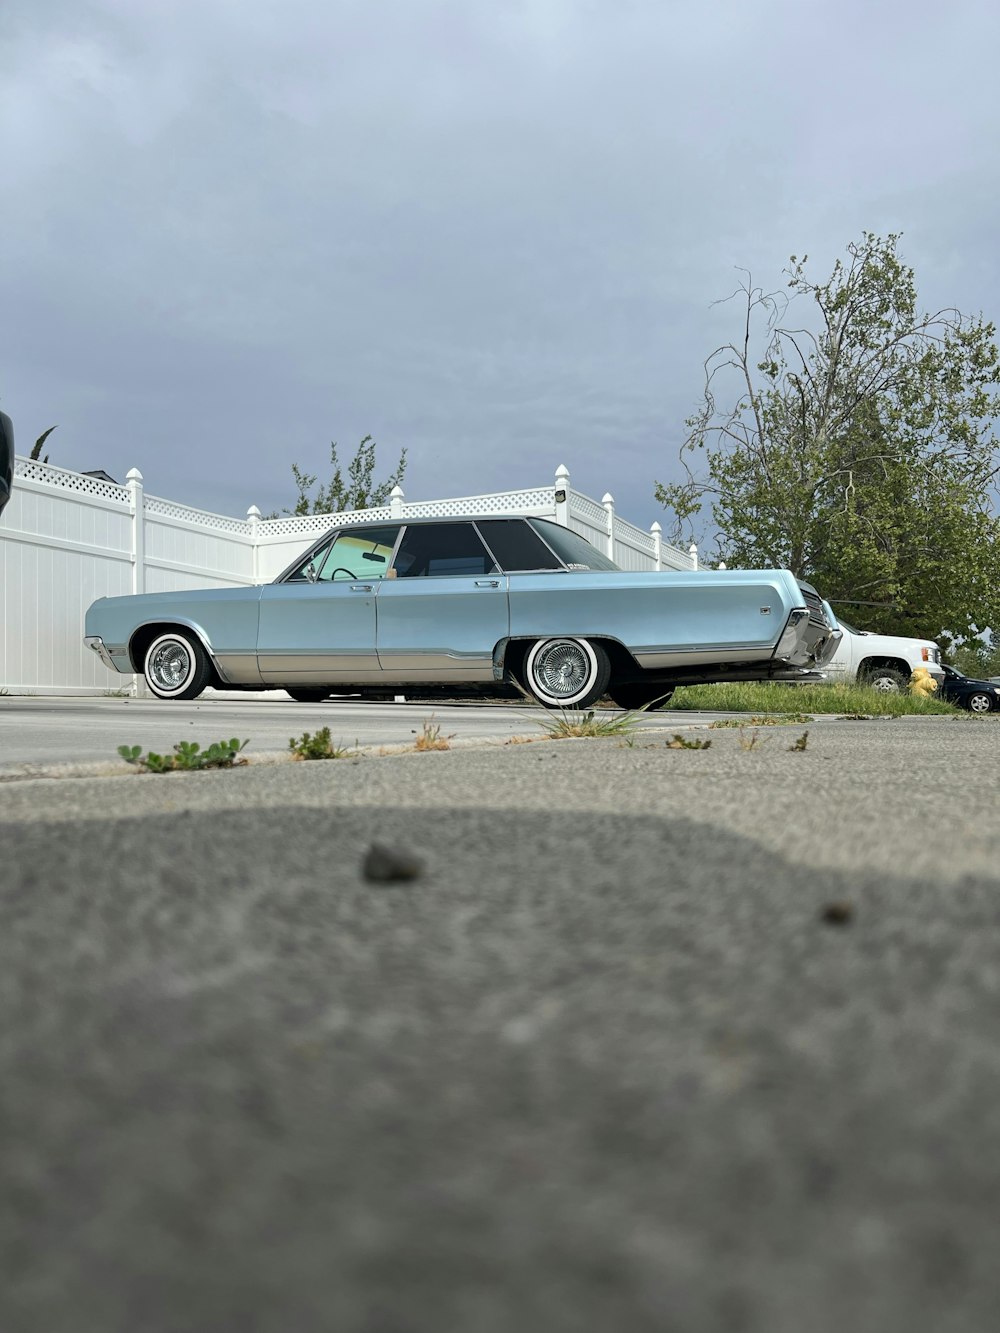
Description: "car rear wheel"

(285, 688), (330, 703)
(967, 691), (994, 713)
(608, 683), (675, 711)
(143, 630), (213, 701)
(522, 637), (611, 709)
(865, 667), (908, 693)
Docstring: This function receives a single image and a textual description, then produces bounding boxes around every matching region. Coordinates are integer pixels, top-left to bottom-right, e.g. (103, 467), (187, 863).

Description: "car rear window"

(528, 519), (621, 571)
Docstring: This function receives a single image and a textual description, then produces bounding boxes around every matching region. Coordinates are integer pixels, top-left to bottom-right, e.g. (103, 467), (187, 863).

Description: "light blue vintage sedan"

(85, 516), (840, 708)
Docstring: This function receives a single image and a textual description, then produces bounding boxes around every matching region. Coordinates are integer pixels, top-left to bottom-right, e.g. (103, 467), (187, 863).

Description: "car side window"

(475, 519), (564, 571)
(391, 523), (498, 578)
(317, 526), (401, 581)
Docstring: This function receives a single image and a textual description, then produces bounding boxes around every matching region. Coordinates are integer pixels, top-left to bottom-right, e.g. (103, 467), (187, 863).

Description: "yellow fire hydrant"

(909, 666), (939, 697)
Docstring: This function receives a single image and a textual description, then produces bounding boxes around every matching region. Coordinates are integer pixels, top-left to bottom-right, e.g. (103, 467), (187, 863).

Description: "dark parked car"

(0, 410), (12, 517)
(939, 663), (1000, 713)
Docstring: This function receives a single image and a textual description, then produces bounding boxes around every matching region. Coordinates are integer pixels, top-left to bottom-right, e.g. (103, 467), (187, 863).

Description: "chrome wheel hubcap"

(533, 641), (589, 698)
(149, 641), (191, 692)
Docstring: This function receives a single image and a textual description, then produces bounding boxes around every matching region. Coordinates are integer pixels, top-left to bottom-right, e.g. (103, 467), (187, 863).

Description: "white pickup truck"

(822, 618), (944, 692)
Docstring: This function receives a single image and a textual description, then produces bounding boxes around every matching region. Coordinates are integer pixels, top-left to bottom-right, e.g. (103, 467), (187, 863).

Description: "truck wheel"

(865, 667), (908, 693)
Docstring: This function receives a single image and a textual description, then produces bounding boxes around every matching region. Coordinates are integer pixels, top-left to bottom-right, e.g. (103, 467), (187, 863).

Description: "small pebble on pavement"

(820, 900), (854, 926)
(362, 841), (426, 884)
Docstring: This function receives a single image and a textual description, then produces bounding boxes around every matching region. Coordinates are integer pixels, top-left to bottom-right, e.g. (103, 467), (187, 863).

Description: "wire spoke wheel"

(523, 637), (610, 709)
(143, 631), (212, 700)
(535, 641), (589, 696)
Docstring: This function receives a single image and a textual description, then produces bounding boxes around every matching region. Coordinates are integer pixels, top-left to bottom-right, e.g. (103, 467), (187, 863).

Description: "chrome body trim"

(84, 635), (117, 672)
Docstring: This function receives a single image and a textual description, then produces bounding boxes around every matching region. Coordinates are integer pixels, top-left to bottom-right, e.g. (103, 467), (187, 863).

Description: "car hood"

(91, 585), (264, 612)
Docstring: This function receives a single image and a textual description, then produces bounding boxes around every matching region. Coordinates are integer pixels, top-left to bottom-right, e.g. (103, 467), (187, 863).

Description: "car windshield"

(528, 519), (621, 572)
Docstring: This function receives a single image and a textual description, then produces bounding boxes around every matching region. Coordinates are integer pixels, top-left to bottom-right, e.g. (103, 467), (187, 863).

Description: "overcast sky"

(3, 0), (998, 540)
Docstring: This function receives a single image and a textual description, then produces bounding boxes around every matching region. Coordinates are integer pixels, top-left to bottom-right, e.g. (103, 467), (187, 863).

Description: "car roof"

(273, 514), (559, 582)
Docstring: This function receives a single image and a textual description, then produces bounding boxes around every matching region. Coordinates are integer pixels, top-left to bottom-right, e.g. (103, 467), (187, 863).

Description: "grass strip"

(664, 681), (956, 717)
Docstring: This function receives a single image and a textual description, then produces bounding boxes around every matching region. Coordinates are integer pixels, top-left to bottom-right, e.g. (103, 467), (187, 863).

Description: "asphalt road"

(0, 692), (730, 773)
(3, 715), (1000, 1332)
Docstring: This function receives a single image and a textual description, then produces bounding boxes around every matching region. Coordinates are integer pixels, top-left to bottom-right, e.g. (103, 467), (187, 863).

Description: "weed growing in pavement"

(665, 733), (712, 750)
(710, 713), (812, 728)
(288, 726), (357, 760)
(412, 717), (456, 751)
(118, 737), (249, 773)
(788, 731), (810, 751)
(537, 708), (642, 740)
(737, 728), (766, 751)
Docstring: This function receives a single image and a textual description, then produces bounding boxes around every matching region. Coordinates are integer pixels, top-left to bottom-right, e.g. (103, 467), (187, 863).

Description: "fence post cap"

(125, 467), (143, 483)
(554, 463), (570, 482)
(247, 505), (261, 518)
(390, 484), (405, 500)
(650, 520), (662, 533)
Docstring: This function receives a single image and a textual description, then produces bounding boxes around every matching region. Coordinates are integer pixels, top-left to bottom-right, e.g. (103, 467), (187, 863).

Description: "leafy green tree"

(273, 435), (407, 517)
(946, 634), (1000, 677)
(656, 233), (1000, 640)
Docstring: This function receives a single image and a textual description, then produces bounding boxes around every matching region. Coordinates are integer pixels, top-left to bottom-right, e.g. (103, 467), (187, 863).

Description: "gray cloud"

(2, 0), (999, 533)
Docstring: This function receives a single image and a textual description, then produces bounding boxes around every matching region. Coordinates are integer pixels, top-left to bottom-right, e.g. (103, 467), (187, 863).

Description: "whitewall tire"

(523, 637), (611, 709)
(143, 630), (213, 701)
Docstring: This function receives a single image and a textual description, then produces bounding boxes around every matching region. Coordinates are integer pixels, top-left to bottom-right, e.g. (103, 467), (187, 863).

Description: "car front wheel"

(143, 630), (213, 701)
(522, 637), (611, 709)
(967, 691), (994, 714)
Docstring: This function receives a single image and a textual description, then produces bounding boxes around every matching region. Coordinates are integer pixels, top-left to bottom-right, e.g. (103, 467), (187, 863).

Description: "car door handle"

(350, 583), (374, 592)
(475, 579), (500, 588)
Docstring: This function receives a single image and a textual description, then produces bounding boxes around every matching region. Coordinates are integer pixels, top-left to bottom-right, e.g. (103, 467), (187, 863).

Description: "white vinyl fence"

(1, 459), (696, 695)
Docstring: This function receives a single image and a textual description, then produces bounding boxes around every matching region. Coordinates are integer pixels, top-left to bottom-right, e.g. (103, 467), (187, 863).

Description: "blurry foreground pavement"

(2, 718), (1000, 1333)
